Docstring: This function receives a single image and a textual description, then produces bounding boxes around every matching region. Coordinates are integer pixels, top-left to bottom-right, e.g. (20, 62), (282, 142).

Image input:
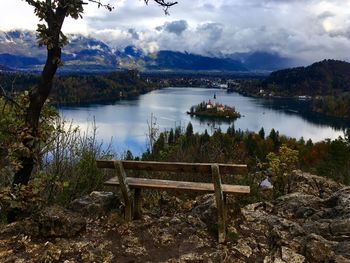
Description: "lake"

(59, 87), (349, 156)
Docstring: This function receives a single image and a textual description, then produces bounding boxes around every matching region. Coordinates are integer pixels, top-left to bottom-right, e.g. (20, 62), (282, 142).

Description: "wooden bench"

(96, 160), (249, 243)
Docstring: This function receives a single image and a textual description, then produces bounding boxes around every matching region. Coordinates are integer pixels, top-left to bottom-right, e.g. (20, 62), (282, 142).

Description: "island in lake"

(187, 96), (241, 120)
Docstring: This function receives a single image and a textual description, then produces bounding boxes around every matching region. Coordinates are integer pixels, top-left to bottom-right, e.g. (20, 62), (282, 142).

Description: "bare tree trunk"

(7, 47), (61, 223)
(12, 47), (61, 186)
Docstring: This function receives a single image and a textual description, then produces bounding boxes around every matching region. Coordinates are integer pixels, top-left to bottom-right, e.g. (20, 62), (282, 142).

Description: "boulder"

(281, 246), (305, 263)
(304, 234), (336, 263)
(34, 205), (86, 238)
(287, 170), (342, 198)
(0, 206), (86, 238)
(69, 191), (120, 217)
(191, 194), (217, 228)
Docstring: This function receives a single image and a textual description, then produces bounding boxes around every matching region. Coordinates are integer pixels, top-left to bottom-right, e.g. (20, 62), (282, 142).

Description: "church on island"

(205, 94), (233, 112)
(188, 94), (241, 120)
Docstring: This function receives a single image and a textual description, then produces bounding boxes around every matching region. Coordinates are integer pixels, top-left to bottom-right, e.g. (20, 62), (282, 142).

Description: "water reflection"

(258, 98), (349, 130)
(59, 88), (349, 156)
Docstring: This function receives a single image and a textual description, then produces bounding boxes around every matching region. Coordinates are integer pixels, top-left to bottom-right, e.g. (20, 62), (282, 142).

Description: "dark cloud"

(197, 23), (223, 41)
(162, 20), (188, 35)
(317, 11), (335, 20)
(128, 28), (139, 40)
(329, 29), (350, 40)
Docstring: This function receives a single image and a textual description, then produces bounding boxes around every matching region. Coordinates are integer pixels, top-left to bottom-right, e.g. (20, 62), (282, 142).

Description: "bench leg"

(114, 161), (133, 222)
(134, 188), (142, 219)
(211, 164), (226, 243)
(224, 193), (227, 231)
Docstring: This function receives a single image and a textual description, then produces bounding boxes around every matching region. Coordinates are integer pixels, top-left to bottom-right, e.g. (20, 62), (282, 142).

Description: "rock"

(178, 252), (203, 261)
(0, 206), (85, 239)
(287, 170), (342, 198)
(34, 205), (86, 238)
(158, 193), (182, 214)
(0, 219), (39, 237)
(122, 235), (147, 257)
(158, 233), (174, 245)
(262, 247), (306, 263)
(191, 194), (217, 228)
(335, 242), (350, 259)
(303, 221), (332, 238)
(263, 255), (285, 263)
(281, 246), (305, 263)
(334, 255), (350, 263)
(304, 234), (336, 262)
(69, 191), (120, 217)
(186, 234), (208, 249)
(233, 239), (253, 258)
(274, 193), (323, 219)
(40, 242), (62, 263)
(326, 187), (350, 219)
(330, 219), (350, 238)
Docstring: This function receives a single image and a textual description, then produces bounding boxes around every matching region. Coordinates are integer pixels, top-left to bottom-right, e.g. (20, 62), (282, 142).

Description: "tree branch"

(145, 0), (178, 14)
(85, 0), (114, 11)
(84, 0), (178, 13)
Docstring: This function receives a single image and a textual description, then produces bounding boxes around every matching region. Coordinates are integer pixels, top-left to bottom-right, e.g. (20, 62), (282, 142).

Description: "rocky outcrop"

(0, 171), (349, 262)
(231, 171), (349, 263)
(287, 170), (342, 198)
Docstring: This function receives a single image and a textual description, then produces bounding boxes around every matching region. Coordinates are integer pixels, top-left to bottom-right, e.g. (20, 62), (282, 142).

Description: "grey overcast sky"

(0, 0), (350, 64)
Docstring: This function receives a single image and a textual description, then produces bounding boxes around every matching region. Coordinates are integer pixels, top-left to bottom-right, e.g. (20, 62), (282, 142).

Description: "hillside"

(147, 51), (247, 71)
(262, 59), (350, 96)
(235, 59), (350, 119)
(228, 51), (293, 71)
(0, 71), (154, 105)
(0, 64), (13, 72)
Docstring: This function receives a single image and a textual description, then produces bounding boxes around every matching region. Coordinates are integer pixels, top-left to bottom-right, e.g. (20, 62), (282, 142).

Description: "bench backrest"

(96, 160), (247, 174)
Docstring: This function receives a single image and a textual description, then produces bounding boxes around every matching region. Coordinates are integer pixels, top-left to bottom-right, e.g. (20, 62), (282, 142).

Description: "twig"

(0, 84), (22, 110)
(85, 0), (178, 14)
(86, 0), (114, 11)
(145, 0), (178, 14)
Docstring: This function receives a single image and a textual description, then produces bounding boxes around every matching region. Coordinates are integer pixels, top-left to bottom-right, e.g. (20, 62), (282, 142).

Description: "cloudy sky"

(0, 0), (350, 64)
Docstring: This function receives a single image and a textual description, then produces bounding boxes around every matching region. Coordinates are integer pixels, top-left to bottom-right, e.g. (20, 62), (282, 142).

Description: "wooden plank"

(97, 160), (247, 175)
(105, 177), (250, 194)
(114, 161), (133, 221)
(211, 164), (226, 243)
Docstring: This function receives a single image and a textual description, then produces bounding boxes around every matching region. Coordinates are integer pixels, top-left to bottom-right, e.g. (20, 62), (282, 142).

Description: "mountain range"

(0, 30), (293, 73)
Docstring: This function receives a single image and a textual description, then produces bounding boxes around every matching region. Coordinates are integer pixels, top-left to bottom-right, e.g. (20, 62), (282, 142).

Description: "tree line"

(142, 122), (350, 187)
(0, 70), (155, 106)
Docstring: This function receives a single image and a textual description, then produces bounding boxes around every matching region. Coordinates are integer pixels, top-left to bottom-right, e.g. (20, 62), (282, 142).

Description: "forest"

(143, 123), (350, 191)
(262, 59), (350, 96)
(238, 60), (350, 118)
(312, 94), (350, 119)
(0, 70), (155, 105)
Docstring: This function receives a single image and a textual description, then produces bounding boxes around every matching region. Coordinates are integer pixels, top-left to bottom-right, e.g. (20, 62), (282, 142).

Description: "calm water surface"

(59, 87), (349, 156)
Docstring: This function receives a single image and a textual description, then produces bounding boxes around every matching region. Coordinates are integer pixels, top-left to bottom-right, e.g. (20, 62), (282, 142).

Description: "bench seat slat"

(105, 177), (250, 194)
